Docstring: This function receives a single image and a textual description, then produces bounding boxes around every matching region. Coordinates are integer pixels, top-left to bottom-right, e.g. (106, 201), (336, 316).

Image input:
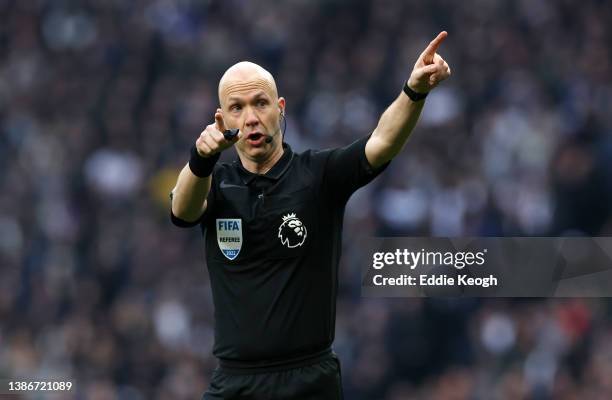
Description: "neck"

(238, 144), (284, 174)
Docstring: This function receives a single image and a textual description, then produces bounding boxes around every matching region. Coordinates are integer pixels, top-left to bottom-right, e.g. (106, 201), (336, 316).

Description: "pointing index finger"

(215, 109), (241, 141)
(215, 109), (227, 132)
(422, 31), (448, 64)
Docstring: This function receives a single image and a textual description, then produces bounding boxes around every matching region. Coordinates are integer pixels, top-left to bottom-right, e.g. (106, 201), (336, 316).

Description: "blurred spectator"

(1, 0), (612, 398)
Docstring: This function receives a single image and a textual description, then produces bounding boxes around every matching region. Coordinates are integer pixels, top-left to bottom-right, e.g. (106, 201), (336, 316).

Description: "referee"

(170, 32), (451, 400)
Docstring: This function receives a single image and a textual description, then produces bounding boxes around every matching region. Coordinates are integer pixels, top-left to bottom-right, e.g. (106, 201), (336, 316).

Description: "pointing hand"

(407, 31), (452, 95)
(195, 109), (242, 158)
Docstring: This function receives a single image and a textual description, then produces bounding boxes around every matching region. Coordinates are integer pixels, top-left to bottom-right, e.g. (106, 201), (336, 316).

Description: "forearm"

(365, 31), (451, 168)
(366, 93), (425, 168)
(171, 163), (211, 222)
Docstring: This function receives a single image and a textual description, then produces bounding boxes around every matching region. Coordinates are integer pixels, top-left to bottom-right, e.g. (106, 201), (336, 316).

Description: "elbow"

(172, 197), (206, 223)
(172, 204), (200, 223)
(366, 133), (398, 168)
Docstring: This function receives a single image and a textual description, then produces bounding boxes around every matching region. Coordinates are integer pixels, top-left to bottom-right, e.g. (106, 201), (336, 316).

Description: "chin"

(241, 145), (269, 160)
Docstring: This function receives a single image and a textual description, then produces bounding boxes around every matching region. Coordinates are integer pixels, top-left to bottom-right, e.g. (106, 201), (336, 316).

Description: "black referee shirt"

(171, 136), (387, 363)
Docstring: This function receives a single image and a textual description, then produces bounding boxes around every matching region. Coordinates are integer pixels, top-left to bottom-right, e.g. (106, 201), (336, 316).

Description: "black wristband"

(189, 145), (220, 178)
(403, 82), (428, 102)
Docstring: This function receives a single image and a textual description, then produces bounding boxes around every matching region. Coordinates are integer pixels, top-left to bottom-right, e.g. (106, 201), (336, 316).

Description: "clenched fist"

(407, 31), (452, 94)
(195, 108), (241, 158)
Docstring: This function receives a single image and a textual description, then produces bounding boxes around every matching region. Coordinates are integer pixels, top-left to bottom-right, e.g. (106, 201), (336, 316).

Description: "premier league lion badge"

(278, 213), (307, 248)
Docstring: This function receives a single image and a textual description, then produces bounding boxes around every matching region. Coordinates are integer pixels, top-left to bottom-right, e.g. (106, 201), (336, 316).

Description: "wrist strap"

(403, 82), (428, 102)
(189, 145), (220, 178)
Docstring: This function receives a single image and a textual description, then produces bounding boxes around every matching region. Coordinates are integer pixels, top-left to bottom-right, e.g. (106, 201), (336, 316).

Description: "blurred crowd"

(1, 0), (612, 399)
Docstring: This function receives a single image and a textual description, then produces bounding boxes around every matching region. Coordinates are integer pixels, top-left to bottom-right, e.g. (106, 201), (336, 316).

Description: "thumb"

(215, 109), (226, 132)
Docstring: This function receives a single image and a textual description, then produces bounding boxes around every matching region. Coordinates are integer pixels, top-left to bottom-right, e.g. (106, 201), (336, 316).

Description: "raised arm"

(365, 31), (452, 169)
(171, 109), (239, 222)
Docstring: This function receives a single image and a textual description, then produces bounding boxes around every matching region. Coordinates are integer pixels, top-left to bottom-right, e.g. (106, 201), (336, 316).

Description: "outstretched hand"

(195, 108), (241, 158)
(407, 31), (452, 94)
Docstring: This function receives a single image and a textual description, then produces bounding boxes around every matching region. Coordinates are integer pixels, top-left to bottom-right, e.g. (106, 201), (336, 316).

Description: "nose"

(244, 106), (259, 129)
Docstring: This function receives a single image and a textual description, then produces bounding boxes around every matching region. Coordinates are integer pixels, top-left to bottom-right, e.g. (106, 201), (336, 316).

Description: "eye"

(229, 104), (242, 112)
(256, 99), (268, 107)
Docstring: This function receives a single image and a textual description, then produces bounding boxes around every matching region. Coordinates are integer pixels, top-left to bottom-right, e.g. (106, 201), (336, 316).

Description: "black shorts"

(202, 351), (344, 400)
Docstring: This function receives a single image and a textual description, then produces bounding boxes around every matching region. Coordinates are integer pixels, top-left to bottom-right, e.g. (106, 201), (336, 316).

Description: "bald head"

(218, 61), (279, 107)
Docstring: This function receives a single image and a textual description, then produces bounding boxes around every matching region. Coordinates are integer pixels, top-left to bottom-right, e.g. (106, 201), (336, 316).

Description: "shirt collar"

(235, 142), (294, 184)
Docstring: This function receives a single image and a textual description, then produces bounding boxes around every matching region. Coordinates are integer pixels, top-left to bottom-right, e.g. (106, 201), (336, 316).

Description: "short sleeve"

(322, 135), (390, 202)
(169, 189), (208, 228)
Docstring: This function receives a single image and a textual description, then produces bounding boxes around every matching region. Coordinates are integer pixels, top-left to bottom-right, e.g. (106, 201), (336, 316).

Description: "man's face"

(220, 77), (285, 161)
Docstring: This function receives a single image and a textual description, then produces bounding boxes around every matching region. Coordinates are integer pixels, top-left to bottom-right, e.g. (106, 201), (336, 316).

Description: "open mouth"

(246, 132), (267, 146)
(247, 132), (263, 141)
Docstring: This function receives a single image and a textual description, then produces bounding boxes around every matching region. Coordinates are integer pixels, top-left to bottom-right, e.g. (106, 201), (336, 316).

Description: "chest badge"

(278, 213), (307, 248)
(216, 219), (242, 260)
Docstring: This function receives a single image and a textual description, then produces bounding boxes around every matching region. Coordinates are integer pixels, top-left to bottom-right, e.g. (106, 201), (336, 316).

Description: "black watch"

(403, 82), (428, 102)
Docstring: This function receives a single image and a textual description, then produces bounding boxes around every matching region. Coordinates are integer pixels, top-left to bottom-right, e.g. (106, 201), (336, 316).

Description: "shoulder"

(293, 147), (335, 168)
